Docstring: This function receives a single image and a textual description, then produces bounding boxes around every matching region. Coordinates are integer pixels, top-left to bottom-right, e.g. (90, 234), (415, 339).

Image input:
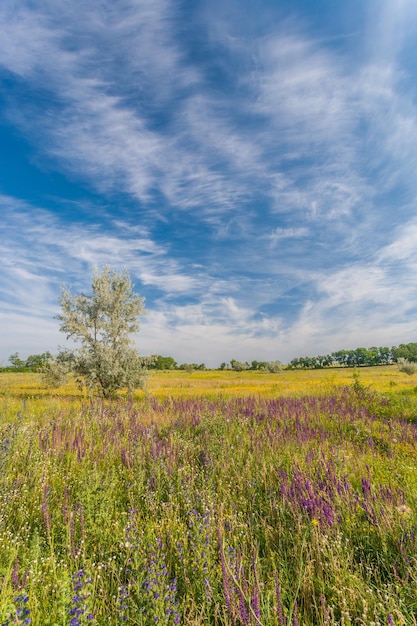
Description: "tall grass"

(0, 374), (417, 623)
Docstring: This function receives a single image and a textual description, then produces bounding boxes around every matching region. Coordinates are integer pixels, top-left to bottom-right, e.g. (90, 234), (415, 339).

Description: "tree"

(25, 352), (52, 370)
(9, 352), (26, 369)
(44, 266), (150, 397)
(179, 363), (206, 372)
(151, 355), (177, 370)
(265, 360), (283, 373)
(392, 343), (417, 363)
(251, 360), (268, 371)
(230, 359), (249, 371)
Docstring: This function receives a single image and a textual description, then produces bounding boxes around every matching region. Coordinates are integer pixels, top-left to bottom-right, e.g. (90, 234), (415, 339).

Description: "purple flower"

(68, 570), (94, 624)
(2, 594), (31, 626)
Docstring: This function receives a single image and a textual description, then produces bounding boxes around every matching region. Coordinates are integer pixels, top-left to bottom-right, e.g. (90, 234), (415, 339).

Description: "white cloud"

(378, 220), (417, 266)
(2, 1), (417, 367)
(267, 226), (309, 242)
(0, 196), (198, 304)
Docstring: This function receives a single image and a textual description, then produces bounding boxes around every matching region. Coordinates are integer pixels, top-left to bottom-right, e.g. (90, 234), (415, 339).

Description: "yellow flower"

(311, 519), (319, 527)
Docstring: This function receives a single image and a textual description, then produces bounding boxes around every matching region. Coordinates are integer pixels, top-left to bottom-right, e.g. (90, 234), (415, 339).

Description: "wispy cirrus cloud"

(2, 0), (417, 366)
(0, 196), (195, 297)
(266, 226), (309, 243)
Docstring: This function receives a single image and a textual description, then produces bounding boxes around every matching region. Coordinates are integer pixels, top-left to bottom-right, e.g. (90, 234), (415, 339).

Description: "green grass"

(0, 371), (417, 624)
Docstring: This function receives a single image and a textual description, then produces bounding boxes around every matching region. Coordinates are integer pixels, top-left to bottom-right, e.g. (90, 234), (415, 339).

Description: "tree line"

(289, 344), (417, 369)
(4, 343), (417, 376)
(147, 357), (283, 372)
(2, 352), (53, 372)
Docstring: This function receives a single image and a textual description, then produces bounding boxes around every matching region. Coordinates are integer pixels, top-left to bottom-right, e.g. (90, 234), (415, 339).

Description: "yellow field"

(0, 364), (415, 403)
(145, 365), (416, 398)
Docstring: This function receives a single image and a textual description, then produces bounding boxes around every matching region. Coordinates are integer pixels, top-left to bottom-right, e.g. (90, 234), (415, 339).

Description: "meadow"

(1, 367), (417, 625)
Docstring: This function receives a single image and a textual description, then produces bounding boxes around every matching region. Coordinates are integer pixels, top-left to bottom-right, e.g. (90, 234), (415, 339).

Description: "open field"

(2, 364), (417, 401)
(1, 369), (417, 624)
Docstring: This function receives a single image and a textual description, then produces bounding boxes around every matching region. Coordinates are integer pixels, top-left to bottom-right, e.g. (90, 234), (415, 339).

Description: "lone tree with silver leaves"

(44, 266), (151, 397)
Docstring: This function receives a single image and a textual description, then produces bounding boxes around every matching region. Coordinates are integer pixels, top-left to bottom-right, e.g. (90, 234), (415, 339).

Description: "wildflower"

(68, 570), (94, 625)
(2, 594), (31, 625)
(311, 519), (319, 527)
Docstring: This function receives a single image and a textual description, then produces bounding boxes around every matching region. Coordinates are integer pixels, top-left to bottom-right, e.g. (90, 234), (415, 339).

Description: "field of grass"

(2, 364), (417, 400)
(1, 368), (417, 624)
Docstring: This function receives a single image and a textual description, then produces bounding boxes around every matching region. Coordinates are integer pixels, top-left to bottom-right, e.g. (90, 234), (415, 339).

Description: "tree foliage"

(44, 266), (150, 397)
(230, 359), (250, 372)
(150, 355), (178, 370)
(178, 362), (206, 372)
(8, 352), (26, 369)
(290, 346), (394, 369)
(392, 343), (417, 363)
(6, 352), (52, 372)
(221, 359), (283, 372)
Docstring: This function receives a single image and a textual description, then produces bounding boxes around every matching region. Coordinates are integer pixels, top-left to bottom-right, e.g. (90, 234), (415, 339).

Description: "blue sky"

(1, 0), (417, 367)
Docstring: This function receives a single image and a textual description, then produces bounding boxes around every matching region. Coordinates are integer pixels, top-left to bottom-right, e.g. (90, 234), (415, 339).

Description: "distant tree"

(378, 347), (392, 364)
(230, 359), (249, 371)
(179, 363), (206, 372)
(265, 360), (283, 373)
(152, 356), (177, 370)
(352, 348), (369, 366)
(364, 347), (392, 366)
(43, 266), (151, 397)
(290, 345), (393, 370)
(298, 356), (313, 369)
(9, 352), (26, 369)
(25, 352), (52, 370)
(250, 360), (265, 370)
(179, 363), (195, 373)
(345, 351), (357, 367)
(316, 355), (333, 368)
(332, 350), (348, 366)
(366, 347), (380, 366)
(392, 343), (417, 363)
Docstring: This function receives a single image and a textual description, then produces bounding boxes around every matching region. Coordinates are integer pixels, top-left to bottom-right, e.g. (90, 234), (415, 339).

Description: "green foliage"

(41, 350), (75, 388)
(8, 352), (26, 369)
(251, 360), (283, 372)
(4, 352), (52, 372)
(220, 360), (283, 372)
(25, 352), (52, 370)
(44, 266), (149, 397)
(266, 360), (283, 373)
(179, 362), (206, 372)
(151, 355), (178, 370)
(230, 359), (250, 371)
(291, 346), (395, 369)
(392, 342), (417, 362)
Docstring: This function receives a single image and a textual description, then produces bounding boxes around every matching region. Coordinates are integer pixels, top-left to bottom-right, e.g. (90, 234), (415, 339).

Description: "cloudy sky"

(1, 0), (417, 367)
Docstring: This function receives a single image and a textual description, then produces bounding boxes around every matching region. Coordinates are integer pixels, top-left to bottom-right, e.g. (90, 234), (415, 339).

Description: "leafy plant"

(396, 357), (417, 375)
(43, 266), (151, 397)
